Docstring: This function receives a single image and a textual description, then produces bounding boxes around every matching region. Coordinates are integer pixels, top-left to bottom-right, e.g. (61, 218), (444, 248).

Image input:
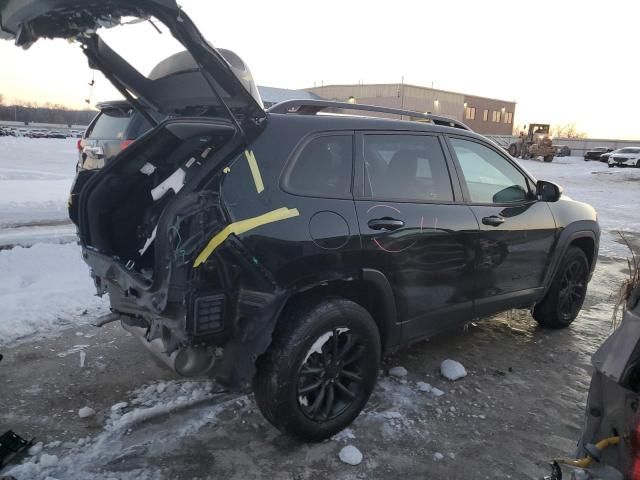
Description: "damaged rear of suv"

(2, 0), (272, 379)
(2, 0), (600, 441)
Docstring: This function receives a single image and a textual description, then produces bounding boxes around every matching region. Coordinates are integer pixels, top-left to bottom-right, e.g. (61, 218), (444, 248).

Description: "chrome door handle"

(482, 215), (505, 227)
(368, 217), (405, 231)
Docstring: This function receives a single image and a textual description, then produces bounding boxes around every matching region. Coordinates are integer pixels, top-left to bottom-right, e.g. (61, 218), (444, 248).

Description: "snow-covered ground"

(0, 137), (108, 345)
(1, 141), (639, 479)
(516, 155), (640, 258)
(0, 242), (108, 347)
(0, 136), (78, 228)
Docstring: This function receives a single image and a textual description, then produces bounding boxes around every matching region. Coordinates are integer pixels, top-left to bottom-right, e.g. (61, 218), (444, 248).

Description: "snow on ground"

(515, 156), (640, 258)
(5, 380), (239, 480)
(0, 242), (108, 347)
(0, 136), (77, 228)
(0, 137), (108, 345)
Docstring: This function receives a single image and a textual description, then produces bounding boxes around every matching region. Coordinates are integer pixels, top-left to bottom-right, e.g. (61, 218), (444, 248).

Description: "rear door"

(353, 132), (478, 341)
(445, 135), (558, 316)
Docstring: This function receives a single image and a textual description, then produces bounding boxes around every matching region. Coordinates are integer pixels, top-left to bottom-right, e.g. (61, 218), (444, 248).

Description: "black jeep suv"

(1, 0), (600, 441)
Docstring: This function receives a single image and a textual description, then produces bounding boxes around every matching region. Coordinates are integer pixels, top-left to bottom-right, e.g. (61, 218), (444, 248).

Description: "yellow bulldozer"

(508, 124), (556, 163)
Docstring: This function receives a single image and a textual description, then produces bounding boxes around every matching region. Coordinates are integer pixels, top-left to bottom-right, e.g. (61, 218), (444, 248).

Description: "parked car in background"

(554, 145), (571, 157)
(608, 147), (640, 168)
(77, 101), (158, 171)
(600, 151), (614, 163)
(47, 130), (67, 139)
(25, 129), (47, 138)
(584, 147), (613, 161)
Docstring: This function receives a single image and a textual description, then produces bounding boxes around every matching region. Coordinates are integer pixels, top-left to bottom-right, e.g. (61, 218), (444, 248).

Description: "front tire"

(254, 298), (381, 441)
(533, 247), (589, 329)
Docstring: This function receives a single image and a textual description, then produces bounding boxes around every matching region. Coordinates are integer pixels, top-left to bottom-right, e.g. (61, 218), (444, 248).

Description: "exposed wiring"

(168, 225), (186, 264)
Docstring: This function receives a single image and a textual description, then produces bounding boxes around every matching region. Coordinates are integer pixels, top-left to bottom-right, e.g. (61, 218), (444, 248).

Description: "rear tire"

(608, 163), (614, 168)
(543, 155), (554, 163)
(533, 247), (589, 329)
(254, 298), (380, 441)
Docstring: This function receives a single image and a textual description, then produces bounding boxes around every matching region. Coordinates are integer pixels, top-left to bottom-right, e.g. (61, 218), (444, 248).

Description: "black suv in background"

(1, 0), (600, 441)
(584, 146), (613, 161)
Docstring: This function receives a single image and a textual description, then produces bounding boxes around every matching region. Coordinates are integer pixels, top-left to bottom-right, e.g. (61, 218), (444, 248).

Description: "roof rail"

(267, 99), (472, 131)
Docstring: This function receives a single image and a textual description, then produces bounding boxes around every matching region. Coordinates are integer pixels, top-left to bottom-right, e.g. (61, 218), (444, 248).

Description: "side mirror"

(537, 180), (562, 202)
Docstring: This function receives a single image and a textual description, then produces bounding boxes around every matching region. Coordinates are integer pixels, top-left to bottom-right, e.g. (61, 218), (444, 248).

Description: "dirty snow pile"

(440, 359), (467, 381)
(6, 380), (239, 480)
(339, 445), (363, 466)
(0, 242), (108, 347)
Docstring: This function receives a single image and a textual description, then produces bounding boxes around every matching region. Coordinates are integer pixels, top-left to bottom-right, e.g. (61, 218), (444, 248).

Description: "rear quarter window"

(282, 135), (353, 199)
(86, 108), (133, 140)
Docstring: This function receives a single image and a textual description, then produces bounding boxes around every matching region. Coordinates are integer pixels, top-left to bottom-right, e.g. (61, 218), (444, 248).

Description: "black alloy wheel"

(297, 328), (366, 422)
(533, 246), (589, 329)
(254, 298), (380, 441)
(557, 258), (588, 322)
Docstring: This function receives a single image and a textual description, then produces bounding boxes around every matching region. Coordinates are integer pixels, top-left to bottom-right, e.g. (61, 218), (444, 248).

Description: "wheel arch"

(276, 269), (400, 354)
(571, 235), (597, 271)
(543, 228), (599, 297)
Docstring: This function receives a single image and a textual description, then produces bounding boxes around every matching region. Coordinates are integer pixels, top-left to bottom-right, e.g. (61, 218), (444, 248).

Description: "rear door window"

(86, 108), (133, 140)
(363, 134), (454, 202)
(283, 135), (353, 198)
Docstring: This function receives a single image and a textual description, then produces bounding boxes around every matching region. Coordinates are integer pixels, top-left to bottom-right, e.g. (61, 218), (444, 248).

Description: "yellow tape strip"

(245, 149), (264, 194)
(193, 207), (300, 267)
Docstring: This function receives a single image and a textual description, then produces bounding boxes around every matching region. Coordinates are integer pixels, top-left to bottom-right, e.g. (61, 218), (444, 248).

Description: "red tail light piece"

(76, 138), (83, 151)
(632, 423), (640, 479)
(120, 139), (134, 150)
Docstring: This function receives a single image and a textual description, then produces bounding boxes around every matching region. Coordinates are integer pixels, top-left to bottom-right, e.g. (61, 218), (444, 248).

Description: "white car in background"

(608, 147), (640, 168)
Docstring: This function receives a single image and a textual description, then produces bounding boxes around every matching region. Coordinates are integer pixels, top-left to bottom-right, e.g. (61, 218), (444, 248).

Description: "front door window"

(449, 138), (531, 204)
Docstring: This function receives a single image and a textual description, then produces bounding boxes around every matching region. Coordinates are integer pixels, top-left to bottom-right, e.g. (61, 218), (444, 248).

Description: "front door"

(354, 132), (478, 341)
(445, 136), (558, 317)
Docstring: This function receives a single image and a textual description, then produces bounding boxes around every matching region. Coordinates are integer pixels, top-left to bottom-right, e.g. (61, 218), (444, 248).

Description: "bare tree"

(552, 123), (587, 139)
(0, 93), (3, 106)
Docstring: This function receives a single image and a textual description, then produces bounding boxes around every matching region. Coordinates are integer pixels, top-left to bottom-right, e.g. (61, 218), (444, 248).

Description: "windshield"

(618, 148), (640, 154)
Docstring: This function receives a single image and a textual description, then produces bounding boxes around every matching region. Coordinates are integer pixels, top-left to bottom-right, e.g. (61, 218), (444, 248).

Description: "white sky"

(1, 0), (638, 139)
